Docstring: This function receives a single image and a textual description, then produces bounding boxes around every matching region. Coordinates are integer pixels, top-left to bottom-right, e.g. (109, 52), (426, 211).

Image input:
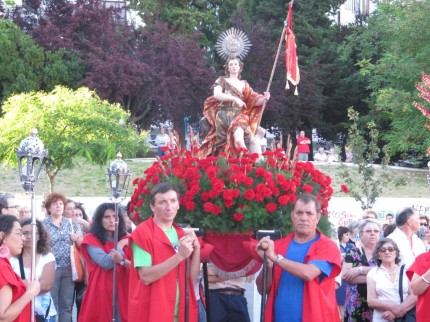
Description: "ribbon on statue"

(204, 232), (262, 278)
(285, 2), (300, 95)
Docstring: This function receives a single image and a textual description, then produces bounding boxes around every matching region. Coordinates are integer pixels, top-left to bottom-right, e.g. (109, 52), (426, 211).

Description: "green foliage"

(42, 49), (84, 91)
(0, 86), (142, 192)
(0, 20), (44, 104)
(341, 107), (404, 210)
(354, 0), (430, 157)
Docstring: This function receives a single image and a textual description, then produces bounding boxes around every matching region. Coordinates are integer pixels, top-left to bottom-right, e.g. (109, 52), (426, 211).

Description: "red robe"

(127, 217), (198, 322)
(406, 252), (430, 322)
(79, 234), (129, 322)
(199, 77), (265, 158)
(0, 257), (31, 322)
(264, 232), (341, 322)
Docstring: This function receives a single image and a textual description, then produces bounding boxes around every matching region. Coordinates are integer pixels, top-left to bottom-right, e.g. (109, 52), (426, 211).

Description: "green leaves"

(0, 86), (141, 192)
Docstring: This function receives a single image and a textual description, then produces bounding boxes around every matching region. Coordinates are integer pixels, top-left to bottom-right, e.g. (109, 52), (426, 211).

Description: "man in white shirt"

(387, 207), (426, 268)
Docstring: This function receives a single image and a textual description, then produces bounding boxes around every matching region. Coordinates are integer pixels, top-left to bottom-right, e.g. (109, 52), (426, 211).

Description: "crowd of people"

(1, 185), (430, 322)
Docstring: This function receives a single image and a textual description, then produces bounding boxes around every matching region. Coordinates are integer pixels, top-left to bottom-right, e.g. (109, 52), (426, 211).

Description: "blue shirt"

(274, 235), (333, 322)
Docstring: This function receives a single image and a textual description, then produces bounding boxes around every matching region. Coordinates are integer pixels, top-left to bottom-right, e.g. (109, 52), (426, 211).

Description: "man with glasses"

(387, 207), (426, 268)
(0, 193), (20, 218)
(255, 194), (341, 322)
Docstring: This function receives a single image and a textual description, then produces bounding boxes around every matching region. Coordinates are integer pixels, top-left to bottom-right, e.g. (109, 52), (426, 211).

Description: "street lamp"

(105, 152), (131, 322)
(15, 128), (48, 322)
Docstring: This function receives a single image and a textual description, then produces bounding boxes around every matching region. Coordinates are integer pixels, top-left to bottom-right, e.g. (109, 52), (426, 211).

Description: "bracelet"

(421, 275), (430, 284)
(358, 266), (363, 275)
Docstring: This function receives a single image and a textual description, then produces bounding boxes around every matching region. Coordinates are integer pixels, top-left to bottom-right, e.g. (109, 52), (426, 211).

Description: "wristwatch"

(119, 258), (125, 266)
(274, 254), (284, 265)
(358, 266), (363, 275)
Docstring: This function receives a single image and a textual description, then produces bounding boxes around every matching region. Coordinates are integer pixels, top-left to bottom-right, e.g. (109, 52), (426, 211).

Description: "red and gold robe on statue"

(199, 77), (265, 158)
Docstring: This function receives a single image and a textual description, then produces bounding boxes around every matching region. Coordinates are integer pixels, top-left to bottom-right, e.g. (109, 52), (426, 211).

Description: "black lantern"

(15, 128), (48, 192)
(105, 152), (131, 321)
(15, 128), (48, 322)
(105, 152), (131, 201)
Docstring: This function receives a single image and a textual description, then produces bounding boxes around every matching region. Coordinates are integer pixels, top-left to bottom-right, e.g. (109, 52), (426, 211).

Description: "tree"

(15, 0), (216, 132)
(353, 0), (430, 158)
(0, 19), (84, 110)
(0, 86), (142, 192)
(340, 107), (403, 210)
(0, 19), (44, 106)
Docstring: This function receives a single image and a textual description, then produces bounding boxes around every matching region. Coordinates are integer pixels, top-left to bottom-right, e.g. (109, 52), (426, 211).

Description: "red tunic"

(0, 257), (31, 322)
(79, 234), (129, 322)
(127, 217), (198, 322)
(406, 252), (430, 322)
(264, 233), (341, 322)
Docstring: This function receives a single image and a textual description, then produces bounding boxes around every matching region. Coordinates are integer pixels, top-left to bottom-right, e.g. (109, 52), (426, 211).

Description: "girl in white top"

(367, 238), (416, 322)
(11, 219), (57, 321)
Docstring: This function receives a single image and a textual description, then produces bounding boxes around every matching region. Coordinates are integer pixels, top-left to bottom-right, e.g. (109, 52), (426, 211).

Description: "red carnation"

(278, 195), (289, 206)
(341, 184), (349, 194)
(224, 199), (234, 208)
(185, 201), (195, 211)
(265, 202), (277, 213)
(244, 189), (255, 201)
(233, 213), (245, 222)
(302, 184), (313, 193)
(212, 205), (222, 215)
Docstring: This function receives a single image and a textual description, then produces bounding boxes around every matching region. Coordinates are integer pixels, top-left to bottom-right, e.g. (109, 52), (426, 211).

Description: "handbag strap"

(44, 298), (51, 319)
(398, 264), (405, 303)
(18, 255), (26, 280)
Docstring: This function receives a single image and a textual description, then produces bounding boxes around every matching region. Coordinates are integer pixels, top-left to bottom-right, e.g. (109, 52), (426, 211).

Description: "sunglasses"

(378, 247), (396, 253)
(6, 205), (20, 209)
(420, 223), (428, 227)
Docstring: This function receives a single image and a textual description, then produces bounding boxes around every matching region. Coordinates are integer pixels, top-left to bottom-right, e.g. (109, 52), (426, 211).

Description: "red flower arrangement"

(129, 140), (337, 233)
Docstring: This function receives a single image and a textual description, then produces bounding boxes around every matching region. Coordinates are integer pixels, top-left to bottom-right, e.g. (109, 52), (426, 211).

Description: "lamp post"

(15, 128), (48, 322)
(105, 152), (131, 322)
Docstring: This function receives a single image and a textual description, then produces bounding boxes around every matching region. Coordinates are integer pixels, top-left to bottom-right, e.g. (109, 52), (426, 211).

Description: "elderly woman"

(342, 219), (381, 321)
(0, 215), (40, 322)
(78, 203), (130, 322)
(11, 219), (57, 322)
(406, 251), (430, 321)
(367, 238), (417, 321)
(43, 192), (82, 322)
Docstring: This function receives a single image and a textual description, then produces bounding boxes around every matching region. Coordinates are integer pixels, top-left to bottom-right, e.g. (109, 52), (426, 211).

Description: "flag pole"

(257, 10), (290, 128)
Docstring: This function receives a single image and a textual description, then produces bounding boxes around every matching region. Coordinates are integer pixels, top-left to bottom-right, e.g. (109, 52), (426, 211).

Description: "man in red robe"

(255, 194), (341, 322)
(128, 182), (200, 322)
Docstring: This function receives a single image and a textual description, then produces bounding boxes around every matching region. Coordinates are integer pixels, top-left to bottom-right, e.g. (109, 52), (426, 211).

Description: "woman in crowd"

(75, 202), (91, 233)
(79, 203), (130, 322)
(337, 226), (355, 318)
(342, 219), (381, 321)
(0, 215), (40, 321)
(73, 201), (91, 318)
(11, 219), (57, 322)
(199, 55), (270, 158)
(367, 238), (417, 321)
(43, 192), (81, 322)
(347, 220), (360, 246)
(407, 251), (430, 321)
